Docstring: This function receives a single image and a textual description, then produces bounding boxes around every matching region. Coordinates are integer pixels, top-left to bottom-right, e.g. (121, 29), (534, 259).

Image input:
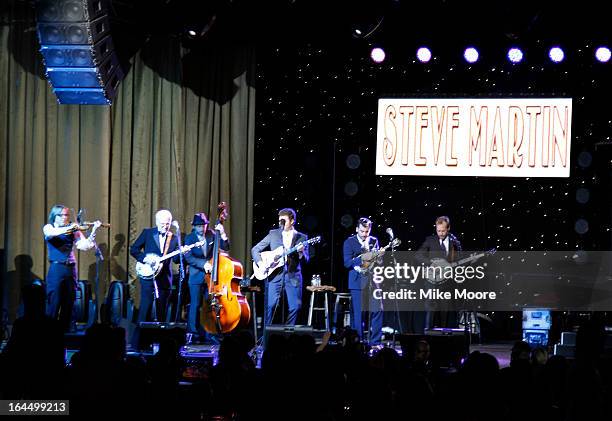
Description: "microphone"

(386, 227), (394, 239)
(279, 219), (286, 229)
(77, 209), (83, 224)
(172, 220), (180, 230)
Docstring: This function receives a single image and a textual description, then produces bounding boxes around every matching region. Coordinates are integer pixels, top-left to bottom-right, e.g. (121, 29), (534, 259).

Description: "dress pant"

(265, 271), (302, 326)
(187, 282), (206, 335)
(350, 285), (383, 344)
(138, 278), (170, 322)
(46, 262), (77, 332)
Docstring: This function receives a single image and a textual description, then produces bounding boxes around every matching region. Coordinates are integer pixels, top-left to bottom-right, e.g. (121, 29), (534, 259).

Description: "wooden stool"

(306, 285), (336, 331)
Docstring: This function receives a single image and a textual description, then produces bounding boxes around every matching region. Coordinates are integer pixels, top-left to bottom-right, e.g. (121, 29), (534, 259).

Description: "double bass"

(202, 202), (251, 334)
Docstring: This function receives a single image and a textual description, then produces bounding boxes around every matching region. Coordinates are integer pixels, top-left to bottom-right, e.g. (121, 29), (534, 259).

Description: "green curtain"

(0, 2), (255, 322)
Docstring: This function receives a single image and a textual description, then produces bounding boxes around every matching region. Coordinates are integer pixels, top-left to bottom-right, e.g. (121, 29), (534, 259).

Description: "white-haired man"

(130, 209), (180, 322)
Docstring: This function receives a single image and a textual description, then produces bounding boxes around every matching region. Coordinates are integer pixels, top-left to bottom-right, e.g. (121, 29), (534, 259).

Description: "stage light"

(595, 46), (611, 63)
(346, 154), (361, 169)
(576, 188), (590, 204)
(416, 47), (432, 63)
(344, 181), (359, 196)
(578, 151), (592, 168)
(507, 47), (523, 63)
(463, 47), (479, 63)
(549, 47), (564, 63)
(575, 219), (589, 235)
(187, 29), (197, 37)
(370, 47), (386, 63)
(340, 214), (354, 228)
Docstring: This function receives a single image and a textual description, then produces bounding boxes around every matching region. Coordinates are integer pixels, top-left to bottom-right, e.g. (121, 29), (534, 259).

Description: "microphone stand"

(174, 224), (186, 322)
(390, 236), (402, 347)
(91, 240), (103, 326)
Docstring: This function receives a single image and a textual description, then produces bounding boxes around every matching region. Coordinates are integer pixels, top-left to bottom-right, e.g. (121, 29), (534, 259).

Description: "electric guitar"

(252, 236), (321, 280)
(423, 247), (497, 285)
(135, 240), (206, 280)
(357, 238), (401, 273)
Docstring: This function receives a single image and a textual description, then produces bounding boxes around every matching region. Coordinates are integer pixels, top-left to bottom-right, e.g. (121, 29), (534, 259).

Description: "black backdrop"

(252, 6), (612, 332)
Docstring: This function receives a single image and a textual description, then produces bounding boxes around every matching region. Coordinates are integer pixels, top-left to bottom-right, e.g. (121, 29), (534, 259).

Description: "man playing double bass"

(184, 212), (229, 344)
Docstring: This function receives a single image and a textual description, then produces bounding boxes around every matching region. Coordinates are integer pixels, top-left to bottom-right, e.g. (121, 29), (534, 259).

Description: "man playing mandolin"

(342, 217), (384, 344)
(130, 209), (180, 323)
(251, 208), (309, 326)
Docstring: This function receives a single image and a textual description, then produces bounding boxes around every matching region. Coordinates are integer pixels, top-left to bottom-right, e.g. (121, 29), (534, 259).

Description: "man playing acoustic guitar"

(251, 208), (309, 326)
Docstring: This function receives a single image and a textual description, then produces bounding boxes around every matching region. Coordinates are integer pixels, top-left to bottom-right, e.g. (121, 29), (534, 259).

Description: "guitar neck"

(284, 243), (304, 256)
(282, 237), (319, 257)
(454, 252), (485, 266)
(159, 248), (181, 262)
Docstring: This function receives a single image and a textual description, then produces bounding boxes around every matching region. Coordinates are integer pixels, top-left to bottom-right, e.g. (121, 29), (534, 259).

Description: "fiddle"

(65, 221), (111, 233)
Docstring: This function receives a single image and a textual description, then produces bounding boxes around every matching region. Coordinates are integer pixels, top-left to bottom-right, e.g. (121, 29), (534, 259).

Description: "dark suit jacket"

(184, 229), (230, 285)
(415, 234), (462, 265)
(343, 235), (379, 290)
(251, 228), (309, 275)
(130, 227), (180, 289)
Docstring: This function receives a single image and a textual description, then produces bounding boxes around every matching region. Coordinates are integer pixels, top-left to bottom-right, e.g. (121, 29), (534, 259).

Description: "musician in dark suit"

(184, 212), (230, 343)
(130, 209), (180, 322)
(415, 215), (463, 330)
(251, 208), (309, 326)
(342, 217), (383, 344)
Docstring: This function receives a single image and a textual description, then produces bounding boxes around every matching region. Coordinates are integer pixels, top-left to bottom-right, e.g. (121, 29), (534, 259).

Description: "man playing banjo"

(130, 209), (181, 323)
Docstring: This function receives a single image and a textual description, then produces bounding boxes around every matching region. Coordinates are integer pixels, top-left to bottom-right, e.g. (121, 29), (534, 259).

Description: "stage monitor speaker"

(102, 280), (129, 326)
(35, 0), (124, 105)
(263, 324), (328, 349)
(132, 322), (187, 352)
(399, 331), (467, 368)
(74, 280), (91, 323)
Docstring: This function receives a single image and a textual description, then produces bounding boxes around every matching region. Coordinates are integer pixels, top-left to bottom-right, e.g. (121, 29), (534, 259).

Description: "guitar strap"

(162, 231), (173, 257)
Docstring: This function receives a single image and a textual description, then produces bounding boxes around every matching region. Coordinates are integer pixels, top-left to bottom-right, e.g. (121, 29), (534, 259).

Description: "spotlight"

(548, 47), (565, 63)
(416, 47), (432, 63)
(370, 47), (386, 63)
(463, 47), (479, 63)
(507, 47), (523, 63)
(187, 29), (197, 37)
(595, 46), (611, 63)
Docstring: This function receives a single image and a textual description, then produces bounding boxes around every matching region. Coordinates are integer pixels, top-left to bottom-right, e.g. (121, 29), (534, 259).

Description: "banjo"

(135, 240), (206, 279)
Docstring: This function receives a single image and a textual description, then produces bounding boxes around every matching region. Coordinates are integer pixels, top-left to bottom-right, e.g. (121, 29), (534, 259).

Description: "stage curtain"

(0, 2), (255, 321)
